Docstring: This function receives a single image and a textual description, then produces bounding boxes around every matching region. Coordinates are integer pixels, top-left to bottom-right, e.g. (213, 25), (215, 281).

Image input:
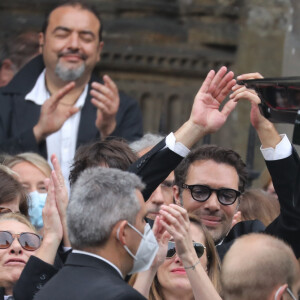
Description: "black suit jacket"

(33, 253), (146, 300)
(217, 149), (300, 260)
(0, 288), (4, 300)
(0, 55), (143, 158)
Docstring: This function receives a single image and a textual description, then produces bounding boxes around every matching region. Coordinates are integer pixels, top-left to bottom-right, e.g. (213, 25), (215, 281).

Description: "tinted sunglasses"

(0, 231), (41, 251)
(167, 241), (205, 259)
(182, 184), (240, 206)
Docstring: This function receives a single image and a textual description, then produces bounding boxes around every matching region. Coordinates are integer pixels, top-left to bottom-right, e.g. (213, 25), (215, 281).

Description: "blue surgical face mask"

(28, 191), (47, 230)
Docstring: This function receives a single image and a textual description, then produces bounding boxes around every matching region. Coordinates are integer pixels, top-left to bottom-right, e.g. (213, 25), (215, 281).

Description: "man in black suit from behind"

(34, 167), (156, 300)
(173, 72), (300, 261)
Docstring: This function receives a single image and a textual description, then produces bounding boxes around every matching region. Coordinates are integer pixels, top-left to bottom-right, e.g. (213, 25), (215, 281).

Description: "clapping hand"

(90, 75), (120, 139)
(33, 82), (79, 142)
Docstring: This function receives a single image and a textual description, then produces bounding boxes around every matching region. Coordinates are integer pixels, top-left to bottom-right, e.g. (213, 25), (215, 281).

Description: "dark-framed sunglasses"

(0, 207), (13, 214)
(167, 241), (205, 259)
(0, 231), (42, 251)
(182, 184), (241, 206)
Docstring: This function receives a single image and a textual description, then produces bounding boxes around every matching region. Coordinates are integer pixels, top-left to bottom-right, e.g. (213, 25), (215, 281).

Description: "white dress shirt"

(25, 69), (87, 189)
(260, 134), (292, 161)
(165, 132), (190, 157)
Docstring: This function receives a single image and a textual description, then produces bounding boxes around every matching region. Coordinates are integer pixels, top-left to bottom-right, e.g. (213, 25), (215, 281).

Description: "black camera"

(237, 77), (300, 145)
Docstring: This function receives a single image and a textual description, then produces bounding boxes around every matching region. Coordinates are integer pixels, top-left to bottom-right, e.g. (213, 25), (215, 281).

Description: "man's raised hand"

(230, 72), (281, 148)
(190, 66), (237, 135)
(174, 66), (236, 148)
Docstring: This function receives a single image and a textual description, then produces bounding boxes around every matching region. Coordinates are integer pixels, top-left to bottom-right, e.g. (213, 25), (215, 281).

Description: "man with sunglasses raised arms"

(174, 72), (300, 260)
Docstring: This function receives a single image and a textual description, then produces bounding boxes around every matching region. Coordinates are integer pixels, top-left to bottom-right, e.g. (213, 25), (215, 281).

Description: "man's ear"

(96, 41), (104, 62)
(114, 220), (128, 245)
(235, 198), (240, 213)
(0, 59), (15, 86)
(39, 32), (45, 52)
(231, 211), (242, 229)
(1, 59), (14, 71)
(273, 284), (288, 300)
(173, 185), (181, 206)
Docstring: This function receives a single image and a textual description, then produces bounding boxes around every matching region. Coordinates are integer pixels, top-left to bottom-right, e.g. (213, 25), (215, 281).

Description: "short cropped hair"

(174, 145), (248, 193)
(41, 1), (103, 41)
(130, 133), (164, 154)
(221, 233), (300, 300)
(67, 167), (145, 249)
(69, 139), (138, 186)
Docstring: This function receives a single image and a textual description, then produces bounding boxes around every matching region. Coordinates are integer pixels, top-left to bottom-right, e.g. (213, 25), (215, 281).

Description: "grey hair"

(130, 133), (165, 154)
(67, 167), (145, 249)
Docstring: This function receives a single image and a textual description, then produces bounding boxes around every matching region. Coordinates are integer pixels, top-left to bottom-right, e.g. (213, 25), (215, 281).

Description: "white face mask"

(117, 222), (158, 275)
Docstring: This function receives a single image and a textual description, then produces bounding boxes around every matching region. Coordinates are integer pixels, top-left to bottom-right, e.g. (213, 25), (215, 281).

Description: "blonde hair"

(4, 152), (52, 177)
(0, 212), (37, 234)
(0, 164), (19, 178)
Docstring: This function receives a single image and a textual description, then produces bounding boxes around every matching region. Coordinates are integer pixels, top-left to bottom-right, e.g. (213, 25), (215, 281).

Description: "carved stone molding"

(99, 44), (235, 77)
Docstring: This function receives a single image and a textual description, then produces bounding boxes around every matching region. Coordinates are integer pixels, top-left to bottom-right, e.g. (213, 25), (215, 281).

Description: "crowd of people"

(0, 1), (299, 300)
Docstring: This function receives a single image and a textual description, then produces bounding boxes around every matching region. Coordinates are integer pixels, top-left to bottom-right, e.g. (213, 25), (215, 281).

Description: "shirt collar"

(25, 69), (48, 105)
(72, 249), (123, 278)
(25, 69), (87, 108)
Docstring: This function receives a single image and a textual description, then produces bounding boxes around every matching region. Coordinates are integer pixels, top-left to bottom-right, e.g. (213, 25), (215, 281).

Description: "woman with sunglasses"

(0, 212), (41, 299)
(132, 204), (221, 300)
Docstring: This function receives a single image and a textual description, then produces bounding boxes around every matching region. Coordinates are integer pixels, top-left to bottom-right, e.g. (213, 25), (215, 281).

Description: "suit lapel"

(13, 99), (41, 134)
(0, 287), (5, 300)
(76, 83), (99, 148)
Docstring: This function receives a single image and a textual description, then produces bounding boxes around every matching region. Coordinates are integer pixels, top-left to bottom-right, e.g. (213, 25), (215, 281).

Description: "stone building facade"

(0, 0), (297, 178)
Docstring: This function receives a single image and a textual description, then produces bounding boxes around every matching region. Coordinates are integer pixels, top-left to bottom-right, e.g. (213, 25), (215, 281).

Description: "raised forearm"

(183, 255), (222, 300)
(133, 267), (157, 298)
(35, 235), (61, 265)
(174, 120), (207, 149)
(255, 120), (281, 149)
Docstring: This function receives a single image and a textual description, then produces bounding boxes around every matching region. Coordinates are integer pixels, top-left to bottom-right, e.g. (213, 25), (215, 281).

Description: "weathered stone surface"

(1, 0), (296, 175)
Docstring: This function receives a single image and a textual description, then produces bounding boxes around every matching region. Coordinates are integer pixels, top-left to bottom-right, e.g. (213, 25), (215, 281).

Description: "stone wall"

(0, 0), (296, 177)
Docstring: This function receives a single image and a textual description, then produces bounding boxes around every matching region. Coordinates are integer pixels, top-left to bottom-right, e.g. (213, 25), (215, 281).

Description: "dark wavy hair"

(69, 138), (138, 186)
(174, 145), (248, 193)
(41, 1), (103, 41)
